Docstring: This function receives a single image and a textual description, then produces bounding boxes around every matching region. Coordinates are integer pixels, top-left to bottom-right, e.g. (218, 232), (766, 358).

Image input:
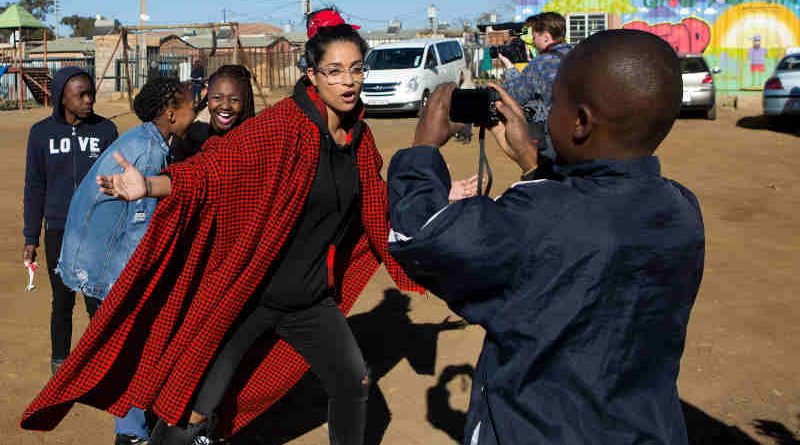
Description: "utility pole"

(53, 0), (59, 38)
(302, 0), (312, 17)
(223, 8), (227, 22)
(139, 0), (147, 86)
(428, 4), (437, 35)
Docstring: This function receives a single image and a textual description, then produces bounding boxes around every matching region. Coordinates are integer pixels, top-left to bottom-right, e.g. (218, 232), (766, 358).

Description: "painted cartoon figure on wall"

(749, 34), (767, 86)
(515, 0), (800, 90)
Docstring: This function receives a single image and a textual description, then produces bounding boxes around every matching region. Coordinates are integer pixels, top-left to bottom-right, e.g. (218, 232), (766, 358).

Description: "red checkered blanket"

(21, 86), (422, 437)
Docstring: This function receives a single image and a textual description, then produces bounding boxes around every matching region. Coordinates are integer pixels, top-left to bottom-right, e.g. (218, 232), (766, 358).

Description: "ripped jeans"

(193, 297), (369, 445)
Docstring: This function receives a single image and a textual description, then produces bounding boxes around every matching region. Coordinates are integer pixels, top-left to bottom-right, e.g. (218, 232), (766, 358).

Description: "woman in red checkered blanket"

(109, 15), (386, 445)
(23, 10), (441, 445)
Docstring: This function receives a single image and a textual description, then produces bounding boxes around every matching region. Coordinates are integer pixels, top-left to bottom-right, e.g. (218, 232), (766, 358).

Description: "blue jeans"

(116, 408), (149, 439)
(192, 83), (203, 104)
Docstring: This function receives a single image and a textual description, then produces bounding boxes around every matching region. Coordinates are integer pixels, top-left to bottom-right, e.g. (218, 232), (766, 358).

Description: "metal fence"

(106, 48), (304, 94)
(208, 48), (304, 91)
(0, 57), (95, 103)
(112, 55), (192, 92)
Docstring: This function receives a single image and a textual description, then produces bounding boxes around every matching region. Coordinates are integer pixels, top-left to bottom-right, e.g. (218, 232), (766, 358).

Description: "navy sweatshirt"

(388, 148), (705, 445)
(23, 67), (118, 246)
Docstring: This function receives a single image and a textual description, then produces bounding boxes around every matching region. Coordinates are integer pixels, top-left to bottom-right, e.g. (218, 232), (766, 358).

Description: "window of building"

(567, 13), (607, 45)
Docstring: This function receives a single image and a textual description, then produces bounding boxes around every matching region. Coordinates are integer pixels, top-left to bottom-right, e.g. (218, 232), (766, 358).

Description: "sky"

(35, 0), (528, 37)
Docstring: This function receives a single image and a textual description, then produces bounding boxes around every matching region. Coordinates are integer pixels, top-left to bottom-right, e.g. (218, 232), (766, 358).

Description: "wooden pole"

(18, 27), (23, 110)
(232, 23), (240, 65)
(121, 29), (134, 111)
(238, 48), (268, 109)
(95, 34), (122, 92)
(126, 22), (237, 32)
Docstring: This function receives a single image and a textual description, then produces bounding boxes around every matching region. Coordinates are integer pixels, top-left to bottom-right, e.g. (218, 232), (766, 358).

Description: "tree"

(61, 14), (94, 37)
(6, 0), (56, 20)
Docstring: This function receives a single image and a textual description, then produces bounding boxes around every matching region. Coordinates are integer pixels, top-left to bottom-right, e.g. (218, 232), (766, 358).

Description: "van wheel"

(705, 104), (717, 120)
(418, 90), (430, 117)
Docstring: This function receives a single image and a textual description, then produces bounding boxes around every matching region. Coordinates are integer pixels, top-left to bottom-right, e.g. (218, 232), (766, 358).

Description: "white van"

(361, 39), (467, 115)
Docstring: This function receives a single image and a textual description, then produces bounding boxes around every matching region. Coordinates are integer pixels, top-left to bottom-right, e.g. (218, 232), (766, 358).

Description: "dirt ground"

(0, 93), (798, 445)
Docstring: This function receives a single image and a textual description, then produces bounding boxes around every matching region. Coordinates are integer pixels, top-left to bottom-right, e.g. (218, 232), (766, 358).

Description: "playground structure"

(0, 3), (51, 110)
(96, 22), (271, 111)
(0, 15), (284, 112)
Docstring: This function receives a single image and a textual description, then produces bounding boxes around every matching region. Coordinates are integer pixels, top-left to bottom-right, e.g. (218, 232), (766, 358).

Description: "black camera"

(449, 87), (501, 126)
(489, 37), (529, 63)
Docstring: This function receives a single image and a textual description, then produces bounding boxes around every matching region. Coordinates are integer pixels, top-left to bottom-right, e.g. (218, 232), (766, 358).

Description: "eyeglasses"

(315, 64), (367, 84)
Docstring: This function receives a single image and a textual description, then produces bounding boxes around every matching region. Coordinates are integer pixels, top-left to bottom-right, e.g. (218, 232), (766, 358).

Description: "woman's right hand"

(97, 152), (147, 201)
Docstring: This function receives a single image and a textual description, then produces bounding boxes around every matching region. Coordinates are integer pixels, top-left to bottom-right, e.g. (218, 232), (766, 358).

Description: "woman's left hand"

(97, 152), (147, 201)
(449, 175), (478, 202)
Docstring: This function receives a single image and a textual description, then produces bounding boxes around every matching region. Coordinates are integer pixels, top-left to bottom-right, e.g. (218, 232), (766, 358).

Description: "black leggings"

(45, 229), (99, 362)
(195, 297), (369, 445)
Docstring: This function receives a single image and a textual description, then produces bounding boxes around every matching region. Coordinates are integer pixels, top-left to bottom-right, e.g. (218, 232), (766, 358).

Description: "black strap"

(477, 126), (493, 196)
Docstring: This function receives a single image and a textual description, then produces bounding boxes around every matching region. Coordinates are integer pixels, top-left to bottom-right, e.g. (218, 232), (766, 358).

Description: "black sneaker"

(114, 434), (148, 445)
(191, 435), (212, 445)
(150, 419), (211, 445)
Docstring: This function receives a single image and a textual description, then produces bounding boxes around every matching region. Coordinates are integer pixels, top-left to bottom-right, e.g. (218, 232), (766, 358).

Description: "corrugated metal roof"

(28, 37), (95, 53)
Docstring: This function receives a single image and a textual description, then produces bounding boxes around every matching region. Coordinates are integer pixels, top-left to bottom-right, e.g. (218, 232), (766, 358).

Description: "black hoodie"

(23, 67), (118, 246)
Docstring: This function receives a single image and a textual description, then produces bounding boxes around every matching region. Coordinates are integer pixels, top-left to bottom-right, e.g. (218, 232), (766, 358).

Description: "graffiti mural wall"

(513, 0), (800, 89)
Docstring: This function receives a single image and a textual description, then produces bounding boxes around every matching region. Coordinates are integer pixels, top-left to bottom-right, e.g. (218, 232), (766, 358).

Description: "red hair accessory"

(307, 9), (361, 39)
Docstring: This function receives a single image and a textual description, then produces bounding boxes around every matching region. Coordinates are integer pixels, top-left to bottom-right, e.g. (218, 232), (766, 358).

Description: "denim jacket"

(57, 122), (170, 300)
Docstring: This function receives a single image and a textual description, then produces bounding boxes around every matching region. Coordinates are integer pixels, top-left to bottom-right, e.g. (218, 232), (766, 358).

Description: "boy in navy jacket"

(388, 30), (705, 445)
(22, 67), (117, 374)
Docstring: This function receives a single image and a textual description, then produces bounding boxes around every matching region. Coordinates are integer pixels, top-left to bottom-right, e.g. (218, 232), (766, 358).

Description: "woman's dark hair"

(133, 77), (190, 122)
(304, 10), (368, 69)
(196, 64), (256, 124)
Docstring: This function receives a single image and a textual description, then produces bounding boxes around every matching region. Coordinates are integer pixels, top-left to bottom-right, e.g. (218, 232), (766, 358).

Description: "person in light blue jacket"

(58, 78), (195, 303)
(56, 77), (196, 445)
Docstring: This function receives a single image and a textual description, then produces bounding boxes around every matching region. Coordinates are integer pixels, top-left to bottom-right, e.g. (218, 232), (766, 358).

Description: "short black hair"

(133, 77), (190, 122)
(558, 29), (682, 153)
(304, 9), (368, 69)
(196, 64), (256, 124)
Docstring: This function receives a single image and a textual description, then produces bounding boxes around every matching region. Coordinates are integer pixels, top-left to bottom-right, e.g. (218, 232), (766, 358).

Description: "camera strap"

(477, 126), (493, 196)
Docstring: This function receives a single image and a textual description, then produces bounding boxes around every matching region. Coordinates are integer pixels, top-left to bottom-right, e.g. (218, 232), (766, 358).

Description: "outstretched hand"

(449, 175), (478, 202)
(97, 152), (147, 201)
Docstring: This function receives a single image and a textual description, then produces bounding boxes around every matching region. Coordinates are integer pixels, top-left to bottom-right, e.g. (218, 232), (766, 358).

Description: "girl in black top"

(171, 65), (256, 162)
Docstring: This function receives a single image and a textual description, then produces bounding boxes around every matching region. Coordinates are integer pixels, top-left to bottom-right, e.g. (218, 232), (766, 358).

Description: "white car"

(361, 39), (466, 116)
(763, 53), (800, 118)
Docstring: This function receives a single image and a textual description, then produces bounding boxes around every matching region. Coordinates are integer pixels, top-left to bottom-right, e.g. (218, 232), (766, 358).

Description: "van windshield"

(366, 48), (425, 70)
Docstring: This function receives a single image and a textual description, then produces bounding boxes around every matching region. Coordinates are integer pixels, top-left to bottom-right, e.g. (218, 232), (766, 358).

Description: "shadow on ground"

(425, 369), (798, 445)
(229, 289), (466, 445)
(737, 115), (800, 137)
(229, 289), (798, 445)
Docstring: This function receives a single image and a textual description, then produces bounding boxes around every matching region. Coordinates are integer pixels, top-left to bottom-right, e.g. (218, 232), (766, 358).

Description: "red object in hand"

(24, 260), (37, 291)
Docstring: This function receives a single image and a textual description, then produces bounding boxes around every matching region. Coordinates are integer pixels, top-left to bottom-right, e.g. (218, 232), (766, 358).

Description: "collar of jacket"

(542, 41), (572, 54)
(142, 121), (172, 157)
(553, 156), (661, 179)
(292, 76), (365, 144)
